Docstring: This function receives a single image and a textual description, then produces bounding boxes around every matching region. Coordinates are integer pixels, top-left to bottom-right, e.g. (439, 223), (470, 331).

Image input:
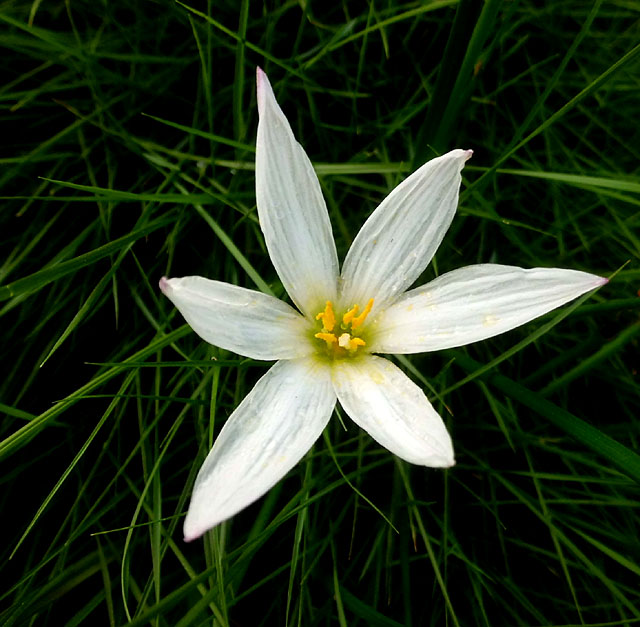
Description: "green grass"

(1, 1), (639, 625)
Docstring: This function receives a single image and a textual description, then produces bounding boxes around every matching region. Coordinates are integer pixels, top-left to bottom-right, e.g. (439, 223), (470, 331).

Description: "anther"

(342, 304), (359, 326)
(315, 332), (337, 347)
(315, 301), (336, 332)
(350, 298), (374, 330)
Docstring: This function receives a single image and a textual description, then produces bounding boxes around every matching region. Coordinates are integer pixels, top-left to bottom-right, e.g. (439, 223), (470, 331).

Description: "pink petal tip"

(184, 525), (206, 543)
(159, 276), (170, 294)
(256, 67), (268, 111)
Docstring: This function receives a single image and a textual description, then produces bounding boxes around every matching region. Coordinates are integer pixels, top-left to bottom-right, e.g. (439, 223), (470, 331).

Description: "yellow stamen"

(315, 301), (336, 332)
(314, 299), (372, 357)
(342, 304), (359, 326)
(350, 298), (374, 330)
(315, 332), (337, 347)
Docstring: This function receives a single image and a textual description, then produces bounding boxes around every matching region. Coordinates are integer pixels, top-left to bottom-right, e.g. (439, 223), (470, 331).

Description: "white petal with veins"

(373, 264), (607, 353)
(339, 149), (472, 312)
(183, 358), (336, 541)
(333, 355), (454, 467)
(160, 276), (313, 360)
(256, 68), (339, 317)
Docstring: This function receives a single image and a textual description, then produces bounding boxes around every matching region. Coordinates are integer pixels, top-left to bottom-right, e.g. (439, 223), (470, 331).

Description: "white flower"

(160, 68), (606, 541)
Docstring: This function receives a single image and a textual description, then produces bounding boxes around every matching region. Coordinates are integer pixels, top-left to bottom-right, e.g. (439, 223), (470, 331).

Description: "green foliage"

(1, 1), (638, 625)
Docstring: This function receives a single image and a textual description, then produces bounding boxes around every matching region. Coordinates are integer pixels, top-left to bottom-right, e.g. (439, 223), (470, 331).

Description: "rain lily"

(160, 68), (606, 541)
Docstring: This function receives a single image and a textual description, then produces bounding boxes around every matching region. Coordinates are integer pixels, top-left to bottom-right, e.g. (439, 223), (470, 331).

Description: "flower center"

(314, 299), (373, 358)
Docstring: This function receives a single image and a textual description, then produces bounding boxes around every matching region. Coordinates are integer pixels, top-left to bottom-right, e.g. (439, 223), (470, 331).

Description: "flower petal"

(373, 264), (607, 353)
(160, 276), (313, 360)
(339, 149), (472, 311)
(255, 68), (339, 317)
(183, 357), (336, 540)
(333, 355), (454, 467)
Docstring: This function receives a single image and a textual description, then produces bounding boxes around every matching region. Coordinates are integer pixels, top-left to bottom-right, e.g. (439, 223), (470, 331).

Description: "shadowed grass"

(1, 1), (638, 625)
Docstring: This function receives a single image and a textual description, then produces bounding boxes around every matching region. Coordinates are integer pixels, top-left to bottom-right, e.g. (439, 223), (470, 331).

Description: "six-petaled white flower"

(160, 68), (606, 541)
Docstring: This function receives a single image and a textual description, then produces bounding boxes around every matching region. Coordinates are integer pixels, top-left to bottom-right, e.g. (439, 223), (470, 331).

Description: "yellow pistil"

(338, 333), (366, 351)
(315, 301), (336, 332)
(350, 298), (374, 330)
